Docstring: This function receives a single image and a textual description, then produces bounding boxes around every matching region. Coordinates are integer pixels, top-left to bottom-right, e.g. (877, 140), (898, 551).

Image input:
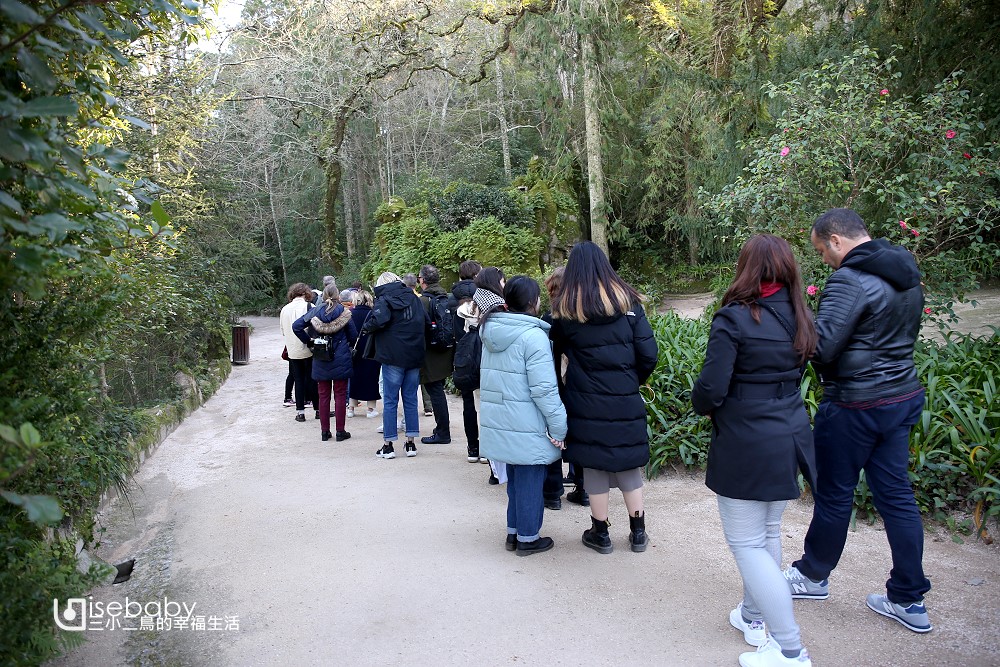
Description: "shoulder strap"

(755, 300), (796, 342)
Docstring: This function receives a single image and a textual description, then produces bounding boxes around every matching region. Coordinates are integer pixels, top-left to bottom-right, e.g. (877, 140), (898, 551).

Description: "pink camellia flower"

(964, 152), (972, 159)
(912, 229), (919, 236)
(924, 307), (932, 314)
(806, 285), (818, 296)
(945, 129), (956, 139)
(899, 220), (908, 228)
(880, 89), (889, 95)
(780, 147), (790, 157)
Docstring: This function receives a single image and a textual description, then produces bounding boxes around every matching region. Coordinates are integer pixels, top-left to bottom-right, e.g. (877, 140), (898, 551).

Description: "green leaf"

(19, 96), (78, 118)
(16, 47), (58, 92)
(19, 423), (41, 447)
(0, 0), (42, 24)
(151, 200), (170, 227)
(0, 191), (23, 214)
(1, 491), (63, 524)
(0, 424), (19, 444)
(123, 115), (151, 130)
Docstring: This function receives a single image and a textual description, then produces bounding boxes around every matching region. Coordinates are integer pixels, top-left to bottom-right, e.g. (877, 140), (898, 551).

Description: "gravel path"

(51, 316), (999, 666)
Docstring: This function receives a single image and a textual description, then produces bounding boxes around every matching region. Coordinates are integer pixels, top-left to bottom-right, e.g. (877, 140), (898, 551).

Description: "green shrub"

(429, 181), (532, 231)
(703, 46), (1000, 309)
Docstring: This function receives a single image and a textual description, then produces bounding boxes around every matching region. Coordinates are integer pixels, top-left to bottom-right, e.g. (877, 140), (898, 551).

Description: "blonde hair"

(322, 282), (339, 312)
(352, 290), (374, 308)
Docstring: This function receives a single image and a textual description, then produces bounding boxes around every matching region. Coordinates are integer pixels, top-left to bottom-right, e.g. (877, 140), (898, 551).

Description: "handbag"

(281, 346), (289, 361)
(361, 334), (376, 361)
(311, 336), (334, 362)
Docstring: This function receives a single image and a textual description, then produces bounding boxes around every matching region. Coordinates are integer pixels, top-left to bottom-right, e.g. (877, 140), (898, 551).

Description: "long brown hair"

(722, 234), (817, 363)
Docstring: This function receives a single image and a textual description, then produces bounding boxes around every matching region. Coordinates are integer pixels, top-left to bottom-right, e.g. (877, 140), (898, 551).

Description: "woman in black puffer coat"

(293, 282), (358, 442)
(550, 242), (659, 554)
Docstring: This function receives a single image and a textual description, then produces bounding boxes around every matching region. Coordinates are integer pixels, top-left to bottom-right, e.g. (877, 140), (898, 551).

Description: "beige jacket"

(280, 297), (312, 359)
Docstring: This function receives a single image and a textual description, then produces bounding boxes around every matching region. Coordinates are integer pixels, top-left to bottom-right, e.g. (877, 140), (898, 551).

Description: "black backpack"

(425, 294), (456, 351)
(452, 324), (482, 390)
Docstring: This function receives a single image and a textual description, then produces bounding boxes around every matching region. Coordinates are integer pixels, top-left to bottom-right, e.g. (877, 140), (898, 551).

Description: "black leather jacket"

(813, 239), (924, 403)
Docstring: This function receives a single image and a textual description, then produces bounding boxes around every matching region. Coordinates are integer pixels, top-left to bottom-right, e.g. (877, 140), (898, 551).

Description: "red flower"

(806, 285), (818, 296)
(924, 308), (932, 314)
(780, 147), (790, 157)
(964, 152), (972, 159)
(899, 220), (908, 228)
(880, 89), (889, 96)
(945, 129), (956, 139)
(911, 229), (920, 237)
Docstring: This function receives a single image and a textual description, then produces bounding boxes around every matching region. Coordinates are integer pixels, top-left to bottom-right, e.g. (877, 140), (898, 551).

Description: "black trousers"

(461, 389), (478, 447)
(424, 378), (450, 436)
(290, 357), (318, 411)
(544, 458), (583, 501)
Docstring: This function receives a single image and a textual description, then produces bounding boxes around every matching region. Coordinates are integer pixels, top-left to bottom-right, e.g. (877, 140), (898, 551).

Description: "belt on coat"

(727, 381), (800, 399)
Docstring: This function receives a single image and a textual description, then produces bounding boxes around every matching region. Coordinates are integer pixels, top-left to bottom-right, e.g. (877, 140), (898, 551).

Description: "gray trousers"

(716, 495), (802, 652)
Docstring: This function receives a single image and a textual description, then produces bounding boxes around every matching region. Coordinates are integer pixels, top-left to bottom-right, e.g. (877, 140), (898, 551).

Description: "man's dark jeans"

(794, 391), (930, 603)
(424, 379), (450, 437)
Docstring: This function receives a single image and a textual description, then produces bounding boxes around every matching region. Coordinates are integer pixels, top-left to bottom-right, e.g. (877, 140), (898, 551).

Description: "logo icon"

(53, 598), (87, 631)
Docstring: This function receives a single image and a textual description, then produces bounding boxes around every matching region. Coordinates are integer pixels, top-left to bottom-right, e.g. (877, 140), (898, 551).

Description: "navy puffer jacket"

(363, 280), (428, 370)
(293, 303), (357, 381)
(550, 304), (659, 472)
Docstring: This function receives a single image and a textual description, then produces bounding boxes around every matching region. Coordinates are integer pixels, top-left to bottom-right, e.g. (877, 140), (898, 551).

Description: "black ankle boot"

(582, 516), (613, 554)
(629, 513), (648, 552)
(321, 431), (332, 441)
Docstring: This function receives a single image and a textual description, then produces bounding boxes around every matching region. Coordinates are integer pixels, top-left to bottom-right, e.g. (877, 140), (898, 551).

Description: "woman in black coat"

(690, 234), (817, 667)
(550, 242), (659, 554)
(293, 282), (358, 443)
(348, 290), (381, 418)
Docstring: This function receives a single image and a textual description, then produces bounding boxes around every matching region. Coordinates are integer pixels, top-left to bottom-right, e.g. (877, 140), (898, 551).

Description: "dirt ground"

(50, 314), (999, 667)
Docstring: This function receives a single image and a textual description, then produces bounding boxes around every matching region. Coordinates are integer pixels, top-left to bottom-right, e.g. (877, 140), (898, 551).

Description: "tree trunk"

(342, 155), (356, 259)
(494, 58), (512, 181)
(581, 30), (607, 255)
(356, 167), (370, 249)
(264, 163), (288, 287)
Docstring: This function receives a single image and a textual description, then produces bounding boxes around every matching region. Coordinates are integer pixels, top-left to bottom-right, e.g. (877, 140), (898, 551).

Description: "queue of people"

(275, 207), (932, 667)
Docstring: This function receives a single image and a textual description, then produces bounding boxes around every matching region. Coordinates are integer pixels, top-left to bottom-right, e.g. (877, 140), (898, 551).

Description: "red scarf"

(760, 281), (783, 298)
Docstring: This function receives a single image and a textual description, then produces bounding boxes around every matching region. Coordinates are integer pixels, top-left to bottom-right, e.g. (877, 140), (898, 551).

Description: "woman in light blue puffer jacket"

(479, 276), (568, 557)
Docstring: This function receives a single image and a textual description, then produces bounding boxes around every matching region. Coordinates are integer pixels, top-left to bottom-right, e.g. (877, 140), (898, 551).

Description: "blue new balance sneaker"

(866, 593), (933, 633)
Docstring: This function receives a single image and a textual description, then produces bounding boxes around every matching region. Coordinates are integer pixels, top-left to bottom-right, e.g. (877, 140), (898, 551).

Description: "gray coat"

(479, 312), (568, 466)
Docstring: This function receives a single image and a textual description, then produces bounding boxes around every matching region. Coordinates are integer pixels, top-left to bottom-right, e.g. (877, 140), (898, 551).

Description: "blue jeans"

(794, 391), (930, 603)
(506, 464), (546, 542)
(381, 364), (420, 442)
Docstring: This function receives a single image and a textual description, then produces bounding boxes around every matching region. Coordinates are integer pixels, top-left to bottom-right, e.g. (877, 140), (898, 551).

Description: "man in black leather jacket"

(785, 208), (933, 634)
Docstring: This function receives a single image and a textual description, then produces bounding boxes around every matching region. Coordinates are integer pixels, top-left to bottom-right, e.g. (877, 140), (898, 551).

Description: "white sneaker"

(730, 603), (768, 647)
(739, 638), (811, 667)
(367, 409), (380, 418)
(346, 407), (355, 418)
(376, 424), (383, 433)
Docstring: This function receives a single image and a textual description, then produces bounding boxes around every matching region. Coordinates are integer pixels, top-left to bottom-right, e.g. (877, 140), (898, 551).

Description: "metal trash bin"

(232, 323), (250, 365)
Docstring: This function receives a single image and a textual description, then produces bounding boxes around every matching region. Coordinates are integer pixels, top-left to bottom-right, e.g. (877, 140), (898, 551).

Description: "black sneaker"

(405, 441), (417, 457)
(335, 431), (351, 442)
(295, 413), (306, 422)
(505, 534), (517, 551)
(566, 489), (590, 506)
(488, 473), (499, 485)
(376, 443), (395, 459)
(421, 432), (451, 444)
(545, 498), (562, 510)
(516, 536), (554, 557)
